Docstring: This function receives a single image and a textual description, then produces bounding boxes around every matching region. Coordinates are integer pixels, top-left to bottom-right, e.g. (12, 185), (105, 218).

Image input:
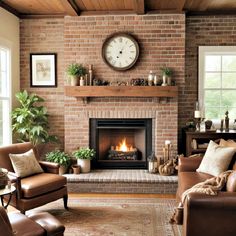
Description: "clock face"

(102, 33), (139, 71)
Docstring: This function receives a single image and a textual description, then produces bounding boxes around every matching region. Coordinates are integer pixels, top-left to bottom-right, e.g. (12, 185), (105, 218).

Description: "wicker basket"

(0, 168), (8, 189)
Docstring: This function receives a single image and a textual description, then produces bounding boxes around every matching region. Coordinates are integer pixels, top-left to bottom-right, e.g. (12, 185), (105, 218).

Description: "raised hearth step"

(64, 169), (178, 194)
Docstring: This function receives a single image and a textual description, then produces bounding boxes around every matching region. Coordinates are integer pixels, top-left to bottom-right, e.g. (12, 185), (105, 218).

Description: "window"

(199, 46), (236, 122)
(0, 45), (11, 146)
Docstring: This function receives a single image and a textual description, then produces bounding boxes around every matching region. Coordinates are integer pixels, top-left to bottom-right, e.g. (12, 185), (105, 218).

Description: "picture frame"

(30, 53), (57, 87)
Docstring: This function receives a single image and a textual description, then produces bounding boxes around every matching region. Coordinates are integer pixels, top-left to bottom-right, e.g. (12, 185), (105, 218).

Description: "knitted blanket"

(170, 170), (233, 225)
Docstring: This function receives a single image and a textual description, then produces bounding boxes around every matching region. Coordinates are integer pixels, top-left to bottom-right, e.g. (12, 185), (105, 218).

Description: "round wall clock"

(102, 32), (139, 71)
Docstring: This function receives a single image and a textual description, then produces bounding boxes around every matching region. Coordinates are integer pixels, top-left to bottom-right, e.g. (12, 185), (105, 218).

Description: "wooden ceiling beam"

(133, 0), (145, 15)
(178, 0), (186, 11)
(0, 1), (20, 17)
(60, 0), (80, 16)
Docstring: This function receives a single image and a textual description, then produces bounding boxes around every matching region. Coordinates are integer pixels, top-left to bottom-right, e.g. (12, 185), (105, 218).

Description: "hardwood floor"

(68, 193), (176, 199)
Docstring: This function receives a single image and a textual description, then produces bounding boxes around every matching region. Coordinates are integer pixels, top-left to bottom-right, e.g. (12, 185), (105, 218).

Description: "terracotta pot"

(77, 159), (91, 173)
(72, 165), (80, 174)
(59, 165), (67, 175)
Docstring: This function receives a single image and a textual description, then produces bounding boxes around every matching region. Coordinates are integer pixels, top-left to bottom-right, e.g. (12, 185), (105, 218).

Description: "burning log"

(108, 148), (138, 160)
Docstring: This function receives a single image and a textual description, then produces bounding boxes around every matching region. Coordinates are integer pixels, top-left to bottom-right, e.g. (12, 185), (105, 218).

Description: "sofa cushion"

(196, 140), (235, 176)
(226, 171), (236, 192)
(176, 171), (213, 201)
(21, 173), (67, 198)
(9, 149), (43, 178)
(219, 139), (236, 169)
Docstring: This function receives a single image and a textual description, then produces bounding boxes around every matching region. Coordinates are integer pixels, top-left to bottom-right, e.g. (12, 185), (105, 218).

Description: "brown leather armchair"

(0, 206), (65, 236)
(177, 155), (236, 236)
(0, 142), (68, 214)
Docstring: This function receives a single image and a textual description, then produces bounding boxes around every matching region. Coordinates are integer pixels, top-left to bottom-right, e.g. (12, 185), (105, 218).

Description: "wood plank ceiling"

(1, 0), (236, 18)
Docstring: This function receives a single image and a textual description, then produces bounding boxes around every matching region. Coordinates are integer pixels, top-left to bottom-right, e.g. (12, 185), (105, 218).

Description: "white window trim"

(0, 37), (12, 145)
(198, 46), (236, 127)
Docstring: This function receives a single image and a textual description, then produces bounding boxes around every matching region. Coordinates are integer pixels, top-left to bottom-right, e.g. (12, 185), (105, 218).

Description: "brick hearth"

(64, 170), (178, 194)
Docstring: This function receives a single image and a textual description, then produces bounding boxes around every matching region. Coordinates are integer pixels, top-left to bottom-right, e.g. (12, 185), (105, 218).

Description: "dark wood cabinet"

(183, 130), (236, 156)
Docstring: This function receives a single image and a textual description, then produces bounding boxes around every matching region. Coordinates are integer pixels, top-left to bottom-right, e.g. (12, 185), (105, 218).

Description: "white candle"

(194, 110), (201, 118)
(165, 140), (171, 145)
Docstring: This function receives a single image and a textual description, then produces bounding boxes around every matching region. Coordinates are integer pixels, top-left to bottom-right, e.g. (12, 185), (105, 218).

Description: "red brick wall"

(179, 15), (236, 151)
(20, 14), (185, 156)
(20, 18), (65, 151)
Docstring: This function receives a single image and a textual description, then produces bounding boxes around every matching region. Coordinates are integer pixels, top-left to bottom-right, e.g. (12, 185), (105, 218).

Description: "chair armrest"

(178, 156), (203, 172)
(39, 161), (59, 174)
(7, 172), (22, 199)
(183, 192), (236, 236)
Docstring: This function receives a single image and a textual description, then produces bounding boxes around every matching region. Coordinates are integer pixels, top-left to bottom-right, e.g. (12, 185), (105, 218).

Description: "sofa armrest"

(183, 192), (236, 236)
(178, 156), (203, 172)
(39, 161), (59, 174)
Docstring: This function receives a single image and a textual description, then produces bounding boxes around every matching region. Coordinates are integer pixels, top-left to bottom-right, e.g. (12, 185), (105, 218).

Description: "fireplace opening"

(90, 119), (152, 169)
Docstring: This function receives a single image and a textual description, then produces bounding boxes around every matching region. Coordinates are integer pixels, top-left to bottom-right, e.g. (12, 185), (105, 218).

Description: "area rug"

(28, 198), (182, 236)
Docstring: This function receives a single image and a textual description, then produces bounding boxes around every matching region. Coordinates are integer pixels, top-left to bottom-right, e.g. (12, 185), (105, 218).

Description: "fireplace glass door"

(90, 119), (152, 169)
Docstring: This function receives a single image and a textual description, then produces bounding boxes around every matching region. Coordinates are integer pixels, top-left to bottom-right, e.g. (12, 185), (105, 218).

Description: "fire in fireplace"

(90, 119), (152, 169)
(108, 138), (138, 160)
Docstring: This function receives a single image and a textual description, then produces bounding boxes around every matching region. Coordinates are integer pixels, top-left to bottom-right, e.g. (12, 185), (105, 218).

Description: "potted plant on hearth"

(66, 63), (86, 86)
(73, 147), (95, 173)
(45, 150), (71, 175)
(160, 67), (173, 86)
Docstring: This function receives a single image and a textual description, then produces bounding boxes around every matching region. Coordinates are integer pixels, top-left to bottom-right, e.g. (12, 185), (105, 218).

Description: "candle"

(165, 140), (171, 145)
(194, 110), (201, 118)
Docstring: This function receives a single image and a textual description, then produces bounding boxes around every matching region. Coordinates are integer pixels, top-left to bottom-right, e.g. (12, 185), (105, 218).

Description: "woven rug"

(28, 198), (182, 236)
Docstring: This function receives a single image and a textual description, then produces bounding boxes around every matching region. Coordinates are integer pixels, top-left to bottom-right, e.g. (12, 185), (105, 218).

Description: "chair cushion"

(28, 212), (65, 236)
(197, 140), (235, 176)
(8, 212), (45, 236)
(21, 173), (67, 198)
(9, 149), (43, 177)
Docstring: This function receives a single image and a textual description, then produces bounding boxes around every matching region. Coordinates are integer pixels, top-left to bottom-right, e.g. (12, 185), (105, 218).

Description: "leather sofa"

(0, 206), (65, 236)
(0, 142), (68, 214)
(176, 155), (236, 236)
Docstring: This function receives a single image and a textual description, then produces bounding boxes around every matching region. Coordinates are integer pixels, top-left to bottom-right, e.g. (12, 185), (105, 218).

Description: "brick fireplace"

(64, 97), (178, 162)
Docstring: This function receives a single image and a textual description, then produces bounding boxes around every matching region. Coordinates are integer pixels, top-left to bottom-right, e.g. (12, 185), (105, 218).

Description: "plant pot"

(72, 164), (80, 174)
(77, 159), (91, 173)
(59, 165), (67, 175)
(161, 75), (168, 86)
(70, 75), (78, 86)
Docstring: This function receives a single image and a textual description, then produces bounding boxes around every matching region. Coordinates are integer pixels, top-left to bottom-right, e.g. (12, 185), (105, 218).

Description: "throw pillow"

(9, 149), (43, 177)
(196, 140), (235, 176)
(219, 139), (236, 148)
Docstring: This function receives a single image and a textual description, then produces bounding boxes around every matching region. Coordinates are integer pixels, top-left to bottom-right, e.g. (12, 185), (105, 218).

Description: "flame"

(116, 138), (134, 152)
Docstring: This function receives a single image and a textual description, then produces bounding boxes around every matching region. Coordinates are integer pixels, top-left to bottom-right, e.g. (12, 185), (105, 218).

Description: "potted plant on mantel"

(73, 147), (95, 173)
(45, 150), (71, 175)
(160, 67), (173, 86)
(66, 63), (86, 86)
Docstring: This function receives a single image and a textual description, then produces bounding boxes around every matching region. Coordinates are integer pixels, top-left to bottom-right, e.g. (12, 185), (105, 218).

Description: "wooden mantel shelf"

(64, 86), (178, 104)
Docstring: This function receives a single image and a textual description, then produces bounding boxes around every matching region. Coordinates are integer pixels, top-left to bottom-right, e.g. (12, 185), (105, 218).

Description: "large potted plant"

(73, 147), (95, 173)
(45, 150), (71, 175)
(66, 63), (86, 86)
(11, 90), (58, 147)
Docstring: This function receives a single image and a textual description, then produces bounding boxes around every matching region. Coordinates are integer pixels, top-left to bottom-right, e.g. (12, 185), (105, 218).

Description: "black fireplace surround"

(90, 118), (152, 169)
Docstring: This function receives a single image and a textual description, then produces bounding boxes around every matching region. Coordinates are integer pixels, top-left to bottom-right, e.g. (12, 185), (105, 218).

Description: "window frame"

(0, 39), (12, 146)
(198, 46), (236, 124)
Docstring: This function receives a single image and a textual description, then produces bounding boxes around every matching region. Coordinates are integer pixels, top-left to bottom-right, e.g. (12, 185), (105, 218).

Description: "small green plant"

(12, 90), (58, 147)
(73, 147), (96, 160)
(46, 150), (71, 167)
(66, 63), (86, 76)
(161, 67), (173, 77)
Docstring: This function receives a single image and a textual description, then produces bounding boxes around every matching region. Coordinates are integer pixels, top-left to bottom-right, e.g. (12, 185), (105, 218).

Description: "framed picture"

(30, 53), (57, 87)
